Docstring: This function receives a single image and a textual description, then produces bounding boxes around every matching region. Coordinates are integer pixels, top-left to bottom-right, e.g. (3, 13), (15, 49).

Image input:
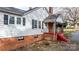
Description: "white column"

(75, 23), (77, 30)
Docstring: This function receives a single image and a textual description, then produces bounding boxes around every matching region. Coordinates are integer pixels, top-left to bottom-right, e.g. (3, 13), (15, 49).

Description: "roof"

(44, 14), (61, 23)
(0, 7), (26, 16)
(0, 7), (43, 16)
(23, 7), (42, 15)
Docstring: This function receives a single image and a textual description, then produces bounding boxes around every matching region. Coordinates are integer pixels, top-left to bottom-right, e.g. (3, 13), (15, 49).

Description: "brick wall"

(0, 35), (43, 51)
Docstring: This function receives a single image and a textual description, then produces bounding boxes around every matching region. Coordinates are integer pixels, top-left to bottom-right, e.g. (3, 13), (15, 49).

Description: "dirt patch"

(13, 39), (78, 51)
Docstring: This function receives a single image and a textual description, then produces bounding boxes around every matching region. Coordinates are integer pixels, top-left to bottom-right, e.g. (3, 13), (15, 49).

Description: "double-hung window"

(17, 17), (21, 24)
(32, 19), (37, 29)
(39, 21), (41, 28)
(9, 16), (15, 24)
(23, 18), (26, 26)
(4, 15), (8, 25)
(42, 21), (44, 29)
(32, 19), (34, 29)
(34, 20), (37, 28)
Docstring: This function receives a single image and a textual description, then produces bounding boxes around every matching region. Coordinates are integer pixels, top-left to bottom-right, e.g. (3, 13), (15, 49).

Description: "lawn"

(64, 31), (72, 37)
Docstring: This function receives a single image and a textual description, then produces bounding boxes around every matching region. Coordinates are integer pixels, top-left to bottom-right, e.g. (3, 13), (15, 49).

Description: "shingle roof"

(0, 7), (26, 16)
(0, 7), (42, 16)
(44, 14), (61, 23)
(23, 7), (42, 15)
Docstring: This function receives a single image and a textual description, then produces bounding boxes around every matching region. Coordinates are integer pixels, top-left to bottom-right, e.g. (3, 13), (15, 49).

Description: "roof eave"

(0, 10), (23, 16)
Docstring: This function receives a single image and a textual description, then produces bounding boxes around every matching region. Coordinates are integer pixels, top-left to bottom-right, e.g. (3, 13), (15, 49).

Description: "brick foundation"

(0, 35), (43, 51)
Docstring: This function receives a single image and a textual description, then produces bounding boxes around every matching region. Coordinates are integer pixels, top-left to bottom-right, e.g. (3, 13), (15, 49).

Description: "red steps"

(43, 32), (68, 42)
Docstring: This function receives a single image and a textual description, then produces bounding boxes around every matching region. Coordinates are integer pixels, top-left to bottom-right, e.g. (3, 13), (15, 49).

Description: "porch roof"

(43, 14), (61, 23)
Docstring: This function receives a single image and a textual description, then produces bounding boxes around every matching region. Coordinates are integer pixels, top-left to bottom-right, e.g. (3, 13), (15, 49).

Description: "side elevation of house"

(0, 7), (48, 38)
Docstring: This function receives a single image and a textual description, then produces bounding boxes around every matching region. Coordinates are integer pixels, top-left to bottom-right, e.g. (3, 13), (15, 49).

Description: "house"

(0, 7), (48, 39)
(64, 19), (79, 31)
(0, 7), (50, 50)
(0, 7), (67, 50)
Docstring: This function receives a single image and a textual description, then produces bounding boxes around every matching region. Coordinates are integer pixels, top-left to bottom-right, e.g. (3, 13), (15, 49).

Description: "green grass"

(64, 31), (72, 36)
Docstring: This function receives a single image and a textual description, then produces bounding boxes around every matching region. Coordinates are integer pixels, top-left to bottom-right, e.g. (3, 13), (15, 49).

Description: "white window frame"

(23, 17), (26, 26)
(9, 16), (15, 24)
(4, 14), (9, 25)
(17, 17), (21, 25)
(32, 19), (37, 29)
(38, 21), (41, 29)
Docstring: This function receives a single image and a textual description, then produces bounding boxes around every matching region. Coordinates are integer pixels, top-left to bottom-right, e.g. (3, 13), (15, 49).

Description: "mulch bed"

(13, 39), (79, 51)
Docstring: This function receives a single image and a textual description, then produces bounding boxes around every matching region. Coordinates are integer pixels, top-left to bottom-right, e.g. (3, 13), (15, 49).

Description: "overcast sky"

(15, 7), (29, 10)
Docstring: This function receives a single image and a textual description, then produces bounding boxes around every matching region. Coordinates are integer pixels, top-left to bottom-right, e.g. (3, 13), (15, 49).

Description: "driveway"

(70, 31), (79, 41)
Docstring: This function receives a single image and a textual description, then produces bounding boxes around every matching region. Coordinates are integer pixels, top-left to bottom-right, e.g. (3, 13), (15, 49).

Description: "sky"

(15, 7), (35, 10)
(15, 7), (29, 10)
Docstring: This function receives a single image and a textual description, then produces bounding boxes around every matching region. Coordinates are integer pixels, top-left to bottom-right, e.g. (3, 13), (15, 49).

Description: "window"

(42, 22), (44, 29)
(17, 36), (24, 41)
(9, 16), (15, 24)
(32, 19), (34, 29)
(32, 19), (37, 29)
(17, 17), (21, 24)
(4, 15), (8, 25)
(23, 18), (26, 26)
(39, 21), (41, 28)
(34, 20), (37, 28)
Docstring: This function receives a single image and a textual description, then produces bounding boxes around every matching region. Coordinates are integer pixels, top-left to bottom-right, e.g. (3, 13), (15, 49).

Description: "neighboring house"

(76, 20), (79, 29)
(66, 20), (74, 28)
(65, 20), (79, 29)
(64, 19), (79, 31)
(0, 7), (48, 38)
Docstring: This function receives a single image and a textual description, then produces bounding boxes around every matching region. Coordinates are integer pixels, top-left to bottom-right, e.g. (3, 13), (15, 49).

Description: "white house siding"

(23, 8), (48, 36)
(0, 12), (22, 38)
(0, 8), (48, 38)
(56, 16), (63, 23)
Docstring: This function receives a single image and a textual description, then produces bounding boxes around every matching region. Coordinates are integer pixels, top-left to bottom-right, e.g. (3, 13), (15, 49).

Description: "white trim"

(8, 16), (15, 25)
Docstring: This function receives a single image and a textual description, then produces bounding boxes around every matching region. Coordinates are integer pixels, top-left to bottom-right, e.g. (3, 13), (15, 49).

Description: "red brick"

(24, 36), (34, 45)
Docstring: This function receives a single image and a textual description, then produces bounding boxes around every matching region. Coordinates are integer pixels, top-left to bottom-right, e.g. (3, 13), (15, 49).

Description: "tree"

(63, 7), (79, 28)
